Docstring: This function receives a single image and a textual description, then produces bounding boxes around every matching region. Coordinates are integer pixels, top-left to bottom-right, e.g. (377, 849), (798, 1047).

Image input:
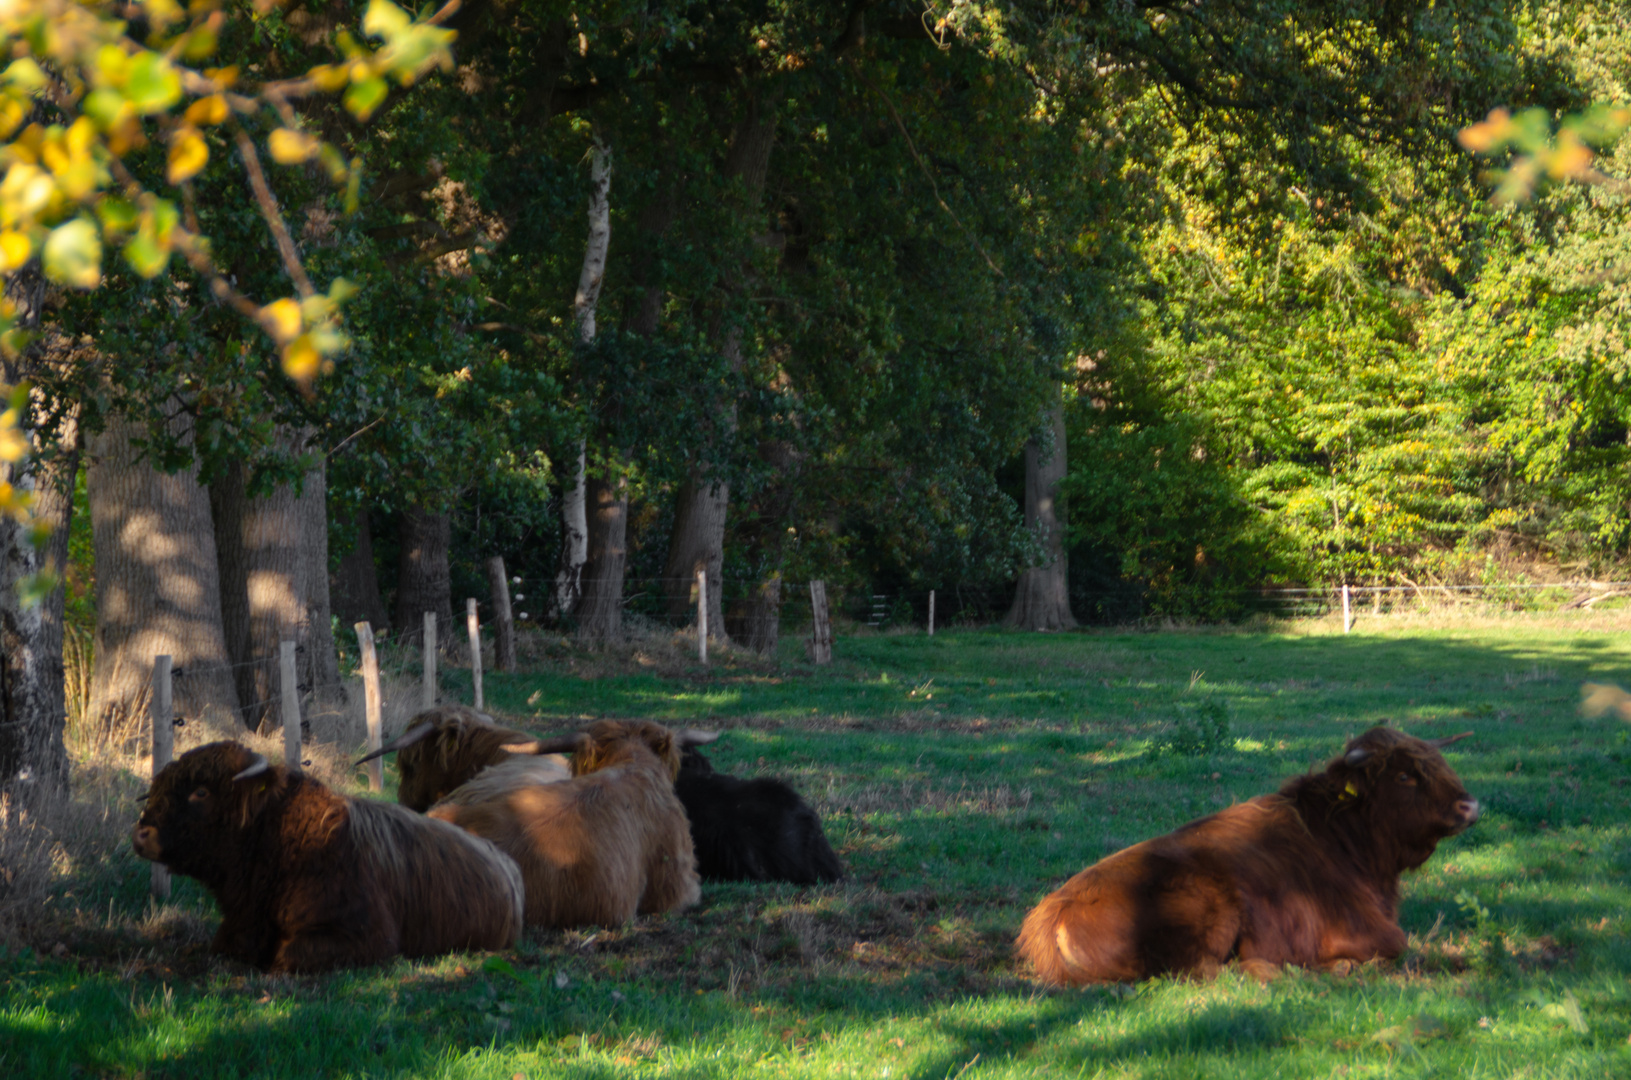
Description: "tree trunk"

(0, 265), (77, 797)
(659, 105), (776, 635)
(556, 140), (612, 622)
(726, 572), (781, 654)
(663, 473), (729, 634)
(87, 413), (241, 737)
(297, 455), (340, 699)
(212, 431), (336, 731)
(1005, 399), (1077, 631)
(394, 506), (452, 647)
(554, 442), (586, 619)
(0, 413), (76, 794)
(331, 507), (389, 633)
(575, 475), (627, 642)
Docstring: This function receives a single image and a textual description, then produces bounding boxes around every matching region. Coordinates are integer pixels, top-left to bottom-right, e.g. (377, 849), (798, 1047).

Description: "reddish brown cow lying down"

(1018, 727), (1479, 984)
(133, 741), (524, 973)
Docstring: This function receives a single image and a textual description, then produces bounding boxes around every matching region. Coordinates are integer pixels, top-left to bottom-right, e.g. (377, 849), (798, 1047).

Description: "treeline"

(8, 0), (1629, 770)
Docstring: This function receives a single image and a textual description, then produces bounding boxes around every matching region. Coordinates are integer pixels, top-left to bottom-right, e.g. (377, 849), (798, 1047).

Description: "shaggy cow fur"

(361, 706), (570, 812)
(427, 720), (700, 928)
(133, 741), (524, 973)
(1018, 727), (1480, 984)
(676, 747), (844, 884)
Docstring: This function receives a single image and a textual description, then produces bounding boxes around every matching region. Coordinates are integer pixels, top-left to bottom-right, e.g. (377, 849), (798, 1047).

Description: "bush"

(1150, 698), (1232, 757)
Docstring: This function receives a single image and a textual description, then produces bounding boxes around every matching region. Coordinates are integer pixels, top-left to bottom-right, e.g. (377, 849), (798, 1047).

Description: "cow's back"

(431, 761), (697, 927)
(348, 798), (525, 955)
(1019, 796), (1329, 983)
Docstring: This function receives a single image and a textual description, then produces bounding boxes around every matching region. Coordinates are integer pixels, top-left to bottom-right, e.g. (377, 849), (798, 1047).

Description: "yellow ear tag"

(1344, 782), (1358, 798)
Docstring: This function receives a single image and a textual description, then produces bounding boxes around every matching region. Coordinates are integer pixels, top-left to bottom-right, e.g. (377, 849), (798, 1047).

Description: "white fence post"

(150, 655), (173, 900)
(279, 640), (301, 774)
(467, 597), (484, 709)
(1342, 584), (1352, 635)
(422, 611), (437, 710)
(928, 589), (935, 636)
(698, 569), (708, 665)
(807, 580), (832, 664)
(355, 622), (384, 792)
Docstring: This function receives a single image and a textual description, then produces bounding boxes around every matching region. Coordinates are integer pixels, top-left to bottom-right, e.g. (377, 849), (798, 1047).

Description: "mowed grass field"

(7, 613), (1631, 1079)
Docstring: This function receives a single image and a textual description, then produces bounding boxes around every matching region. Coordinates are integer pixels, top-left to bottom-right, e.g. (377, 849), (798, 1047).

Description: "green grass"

(8, 615), (1631, 1078)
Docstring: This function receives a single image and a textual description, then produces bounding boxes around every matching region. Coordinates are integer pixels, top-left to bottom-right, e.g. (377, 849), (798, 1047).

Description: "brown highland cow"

(422, 719), (701, 928)
(133, 741), (524, 973)
(1018, 726), (1479, 984)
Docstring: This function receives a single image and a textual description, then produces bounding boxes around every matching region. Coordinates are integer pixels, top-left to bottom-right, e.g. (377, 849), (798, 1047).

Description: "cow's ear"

(1345, 747), (1374, 767)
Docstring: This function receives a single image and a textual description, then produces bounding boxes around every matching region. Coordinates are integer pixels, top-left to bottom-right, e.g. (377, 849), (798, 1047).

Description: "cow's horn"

(1426, 731), (1474, 749)
(232, 754), (272, 782)
(676, 728), (721, 748)
(500, 734), (581, 756)
(1344, 747), (1374, 766)
(354, 719), (437, 767)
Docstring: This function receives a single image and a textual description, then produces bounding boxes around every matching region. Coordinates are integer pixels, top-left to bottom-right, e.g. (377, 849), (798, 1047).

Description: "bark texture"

(0, 267), (75, 796)
(394, 506), (453, 647)
(575, 476), (627, 642)
(210, 432), (339, 731)
(87, 413), (241, 736)
(1005, 400), (1076, 631)
(485, 556), (516, 672)
(725, 572), (781, 654)
(331, 508), (389, 633)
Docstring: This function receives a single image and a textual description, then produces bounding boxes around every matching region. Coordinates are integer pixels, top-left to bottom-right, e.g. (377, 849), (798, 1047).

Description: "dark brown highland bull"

(132, 741), (525, 973)
(1018, 727), (1479, 984)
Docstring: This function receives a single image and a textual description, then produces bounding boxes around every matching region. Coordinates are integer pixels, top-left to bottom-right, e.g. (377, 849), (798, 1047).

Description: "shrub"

(1150, 698), (1232, 757)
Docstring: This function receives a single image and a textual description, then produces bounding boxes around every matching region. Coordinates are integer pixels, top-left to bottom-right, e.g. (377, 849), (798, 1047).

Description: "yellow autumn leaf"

(1457, 108), (1511, 153)
(0, 230), (31, 270)
(167, 129), (208, 184)
(1547, 132), (1593, 179)
(281, 335), (321, 383)
(184, 94), (230, 126)
(261, 297), (303, 342)
(268, 128), (320, 165)
(0, 413), (27, 461)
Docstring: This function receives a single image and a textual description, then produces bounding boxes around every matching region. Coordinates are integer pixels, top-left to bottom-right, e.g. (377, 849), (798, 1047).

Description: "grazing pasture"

(5, 614), (1631, 1079)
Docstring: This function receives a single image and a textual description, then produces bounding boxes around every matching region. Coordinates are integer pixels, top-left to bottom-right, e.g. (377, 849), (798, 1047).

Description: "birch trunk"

(1005, 398), (1077, 631)
(556, 140), (611, 623)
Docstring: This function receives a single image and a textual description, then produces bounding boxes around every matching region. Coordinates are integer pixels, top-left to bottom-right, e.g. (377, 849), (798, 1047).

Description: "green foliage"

(1149, 697), (1233, 758)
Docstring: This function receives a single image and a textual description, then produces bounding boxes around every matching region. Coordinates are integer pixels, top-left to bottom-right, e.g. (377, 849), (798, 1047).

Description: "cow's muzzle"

(1453, 797), (1480, 831)
(131, 824), (161, 860)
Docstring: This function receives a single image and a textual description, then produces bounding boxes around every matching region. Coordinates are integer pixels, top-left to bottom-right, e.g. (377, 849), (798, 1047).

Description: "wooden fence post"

(485, 556), (516, 673)
(697, 569), (708, 665)
(355, 622), (383, 792)
(928, 589), (935, 637)
(1342, 584), (1352, 635)
(807, 580), (832, 665)
(150, 655), (173, 900)
(279, 641), (301, 774)
(422, 611), (437, 710)
(467, 597), (484, 710)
